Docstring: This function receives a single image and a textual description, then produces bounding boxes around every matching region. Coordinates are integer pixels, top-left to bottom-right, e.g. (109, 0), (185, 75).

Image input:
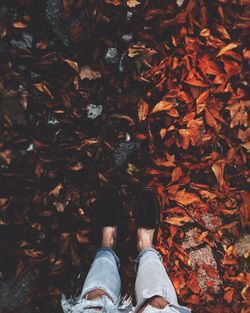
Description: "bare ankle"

(101, 226), (117, 249)
(137, 228), (155, 252)
(138, 296), (168, 313)
(84, 289), (113, 302)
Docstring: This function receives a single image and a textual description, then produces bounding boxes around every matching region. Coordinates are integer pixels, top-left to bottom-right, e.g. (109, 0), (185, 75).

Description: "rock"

(182, 228), (202, 250)
(104, 47), (119, 64)
(235, 233), (250, 257)
(189, 246), (221, 294)
(0, 272), (32, 311)
(11, 32), (33, 49)
(122, 33), (133, 43)
(86, 104), (103, 120)
(114, 142), (140, 168)
(199, 213), (222, 232)
(48, 113), (60, 125)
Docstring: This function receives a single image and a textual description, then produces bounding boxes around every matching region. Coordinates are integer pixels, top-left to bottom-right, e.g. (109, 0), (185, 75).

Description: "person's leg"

(134, 228), (179, 313)
(81, 226), (121, 303)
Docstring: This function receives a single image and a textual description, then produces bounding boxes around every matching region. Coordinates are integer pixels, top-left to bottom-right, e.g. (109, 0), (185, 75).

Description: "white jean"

(61, 248), (191, 313)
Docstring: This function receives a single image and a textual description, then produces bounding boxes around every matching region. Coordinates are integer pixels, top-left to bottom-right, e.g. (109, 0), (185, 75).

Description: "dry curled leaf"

(137, 98), (149, 122)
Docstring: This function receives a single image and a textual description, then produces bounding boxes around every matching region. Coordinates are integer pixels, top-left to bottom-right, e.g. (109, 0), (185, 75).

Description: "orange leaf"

(104, 0), (122, 5)
(171, 167), (183, 183)
(150, 101), (174, 114)
(165, 215), (191, 226)
(203, 264), (218, 279)
(187, 272), (200, 294)
(185, 294), (200, 304)
(204, 108), (218, 129)
(196, 90), (209, 114)
(13, 21), (28, 29)
(223, 287), (234, 303)
(196, 231), (209, 243)
(171, 189), (200, 206)
(137, 99), (149, 122)
(217, 42), (238, 57)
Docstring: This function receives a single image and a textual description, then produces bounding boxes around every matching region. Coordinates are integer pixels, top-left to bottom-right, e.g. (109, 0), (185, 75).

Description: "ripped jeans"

(61, 248), (191, 313)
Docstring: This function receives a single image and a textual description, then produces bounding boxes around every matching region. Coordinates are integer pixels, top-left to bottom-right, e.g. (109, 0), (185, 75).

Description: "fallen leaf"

(203, 264), (218, 279)
(63, 59), (80, 73)
(223, 287), (234, 303)
(187, 272), (201, 293)
(79, 65), (102, 80)
(127, 0), (141, 7)
(137, 98), (149, 122)
(217, 43), (238, 57)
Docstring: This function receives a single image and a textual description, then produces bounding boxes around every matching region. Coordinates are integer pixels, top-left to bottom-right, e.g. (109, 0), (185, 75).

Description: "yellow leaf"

(217, 42), (238, 57)
(127, 0), (141, 7)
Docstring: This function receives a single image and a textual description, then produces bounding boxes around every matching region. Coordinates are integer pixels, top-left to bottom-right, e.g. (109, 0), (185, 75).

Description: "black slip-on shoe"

(98, 184), (124, 255)
(135, 187), (160, 229)
(99, 185), (123, 227)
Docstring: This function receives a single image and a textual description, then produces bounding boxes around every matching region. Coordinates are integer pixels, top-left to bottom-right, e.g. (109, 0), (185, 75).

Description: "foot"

(137, 228), (155, 252)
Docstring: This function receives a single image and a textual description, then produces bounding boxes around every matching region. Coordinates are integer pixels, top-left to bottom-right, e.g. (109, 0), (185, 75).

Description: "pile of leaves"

(0, 0), (249, 312)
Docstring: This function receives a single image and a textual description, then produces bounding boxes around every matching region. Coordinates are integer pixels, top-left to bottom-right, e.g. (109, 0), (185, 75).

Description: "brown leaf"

(76, 230), (89, 244)
(196, 90), (209, 114)
(63, 59), (80, 73)
(226, 101), (249, 128)
(212, 160), (226, 189)
(49, 183), (63, 197)
(104, 0), (122, 5)
(33, 83), (54, 99)
(137, 98), (149, 122)
(79, 65), (102, 80)
(150, 101), (174, 114)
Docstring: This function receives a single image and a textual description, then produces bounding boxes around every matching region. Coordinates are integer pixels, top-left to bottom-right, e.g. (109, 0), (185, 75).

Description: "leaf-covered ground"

(0, 0), (249, 312)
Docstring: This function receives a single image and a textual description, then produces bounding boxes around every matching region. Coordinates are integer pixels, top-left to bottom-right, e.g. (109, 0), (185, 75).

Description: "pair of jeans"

(61, 248), (191, 313)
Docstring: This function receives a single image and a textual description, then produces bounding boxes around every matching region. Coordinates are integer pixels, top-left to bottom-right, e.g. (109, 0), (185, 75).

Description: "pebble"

(104, 47), (119, 64)
(86, 104), (103, 120)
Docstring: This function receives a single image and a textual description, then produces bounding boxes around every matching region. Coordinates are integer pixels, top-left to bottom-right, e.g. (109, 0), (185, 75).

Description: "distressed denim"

(61, 248), (191, 313)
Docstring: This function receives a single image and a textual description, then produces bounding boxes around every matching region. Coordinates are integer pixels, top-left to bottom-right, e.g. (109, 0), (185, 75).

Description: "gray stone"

(86, 104), (103, 120)
(235, 233), (250, 257)
(0, 272), (32, 311)
(114, 142), (140, 168)
(105, 47), (119, 64)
